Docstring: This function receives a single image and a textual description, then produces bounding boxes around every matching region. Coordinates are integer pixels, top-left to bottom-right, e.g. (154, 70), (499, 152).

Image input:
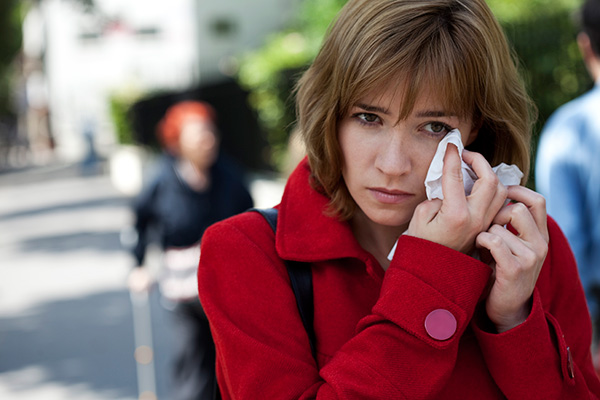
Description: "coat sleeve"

(198, 213), (495, 399)
(132, 173), (160, 266)
(536, 121), (597, 317)
(471, 217), (600, 399)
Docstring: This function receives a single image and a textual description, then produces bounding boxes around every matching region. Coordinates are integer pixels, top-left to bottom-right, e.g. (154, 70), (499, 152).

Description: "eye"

(422, 122), (452, 137)
(353, 112), (381, 125)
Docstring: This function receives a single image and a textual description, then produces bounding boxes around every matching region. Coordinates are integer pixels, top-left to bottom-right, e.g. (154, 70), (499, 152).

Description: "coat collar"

(276, 158), (370, 263)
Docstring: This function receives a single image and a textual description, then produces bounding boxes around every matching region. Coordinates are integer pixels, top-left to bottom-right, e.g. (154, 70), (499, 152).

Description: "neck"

(350, 211), (406, 271)
(589, 58), (600, 83)
(177, 159), (210, 191)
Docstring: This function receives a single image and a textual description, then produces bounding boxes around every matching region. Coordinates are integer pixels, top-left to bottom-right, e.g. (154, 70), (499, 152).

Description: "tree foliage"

(237, 0), (347, 167)
(488, 0), (591, 126)
(0, 0), (24, 117)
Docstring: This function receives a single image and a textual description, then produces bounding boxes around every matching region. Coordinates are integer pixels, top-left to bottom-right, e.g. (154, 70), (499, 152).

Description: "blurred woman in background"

(129, 101), (253, 400)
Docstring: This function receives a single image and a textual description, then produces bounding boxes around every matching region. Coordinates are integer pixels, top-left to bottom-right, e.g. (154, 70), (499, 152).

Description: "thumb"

(441, 143), (466, 203)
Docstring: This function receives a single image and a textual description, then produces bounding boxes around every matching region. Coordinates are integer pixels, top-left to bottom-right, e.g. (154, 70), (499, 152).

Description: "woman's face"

(179, 117), (219, 170)
(338, 84), (478, 232)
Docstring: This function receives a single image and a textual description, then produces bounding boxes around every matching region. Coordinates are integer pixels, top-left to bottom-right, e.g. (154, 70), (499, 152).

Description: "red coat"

(198, 159), (600, 399)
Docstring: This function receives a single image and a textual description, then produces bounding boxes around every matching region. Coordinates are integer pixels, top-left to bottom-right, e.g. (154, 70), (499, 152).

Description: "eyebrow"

(355, 103), (458, 119)
(414, 110), (458, 118)
(355, 103), (391, 115)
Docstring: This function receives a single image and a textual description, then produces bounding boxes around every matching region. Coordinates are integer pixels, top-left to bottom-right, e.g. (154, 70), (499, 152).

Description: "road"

(0, 162), (284, 399)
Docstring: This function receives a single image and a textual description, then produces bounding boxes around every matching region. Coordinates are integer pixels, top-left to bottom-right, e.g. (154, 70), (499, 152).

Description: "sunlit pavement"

(0, 162), (284, 400)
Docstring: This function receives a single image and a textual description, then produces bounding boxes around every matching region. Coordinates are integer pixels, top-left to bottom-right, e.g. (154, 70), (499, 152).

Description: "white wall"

(195, 0), (300, 82)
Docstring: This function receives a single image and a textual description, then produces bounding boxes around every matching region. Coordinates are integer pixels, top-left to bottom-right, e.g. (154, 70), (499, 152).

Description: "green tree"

(0, 0), (24, 118)
(488, 0), (591, 126)
(237, 0), (347, 168)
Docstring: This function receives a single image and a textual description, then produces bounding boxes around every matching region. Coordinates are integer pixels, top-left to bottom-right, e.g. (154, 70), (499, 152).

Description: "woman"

(129, 101), (253, 399)
(198, 0), (600, 398)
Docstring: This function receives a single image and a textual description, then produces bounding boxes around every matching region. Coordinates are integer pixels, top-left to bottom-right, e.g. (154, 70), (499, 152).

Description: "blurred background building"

(14, 0), (300, 179)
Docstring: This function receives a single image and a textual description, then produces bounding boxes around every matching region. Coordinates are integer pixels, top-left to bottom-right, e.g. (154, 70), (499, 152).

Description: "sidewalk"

(0, 162), (284, 399)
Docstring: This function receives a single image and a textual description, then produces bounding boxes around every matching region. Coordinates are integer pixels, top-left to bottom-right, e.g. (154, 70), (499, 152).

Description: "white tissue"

(387, 129), (524, 261)
(424, 129), (523, 200)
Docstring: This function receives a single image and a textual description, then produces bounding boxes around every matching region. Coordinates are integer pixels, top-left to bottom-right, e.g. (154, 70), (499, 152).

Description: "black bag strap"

(250, 208), (317, 361)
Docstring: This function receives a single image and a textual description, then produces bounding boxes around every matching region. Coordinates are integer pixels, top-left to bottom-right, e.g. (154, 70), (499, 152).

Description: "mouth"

(368, 187), (414, 204)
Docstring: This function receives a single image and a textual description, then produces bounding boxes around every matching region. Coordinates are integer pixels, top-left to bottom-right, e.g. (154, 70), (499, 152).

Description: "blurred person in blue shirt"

(128, 100), (253, 399)
(536, 0), (600, 362)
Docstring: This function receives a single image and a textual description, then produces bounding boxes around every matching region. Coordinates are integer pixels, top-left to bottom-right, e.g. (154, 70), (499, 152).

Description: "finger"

(462, 150), (505, 211)
(461, 150), (507, 231)
(493, 201), (547, 245)
(480, 180), (508, 230)
(505, 185), (548, 242)
(441, 143), (467, 206)
(480, 225), (544, 295)
(409, 199), (443, 228)
(462, 149), (495, 181)
(486, 223), (531, 258)
(476, 230), (514, 265)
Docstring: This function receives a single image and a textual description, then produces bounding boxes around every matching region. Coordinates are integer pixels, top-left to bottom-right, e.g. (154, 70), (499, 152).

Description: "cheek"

(338, 124), (355, 160)
(338, 127), (366, 192)
(339, 122), (381, 167)
(413, 140), (440, 174)
(338, 124), (357, 170)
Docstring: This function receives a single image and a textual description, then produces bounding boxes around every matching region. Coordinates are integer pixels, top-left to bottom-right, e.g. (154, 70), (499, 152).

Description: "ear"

(577, 32), (600, 82)
(578, 32), (593, 62)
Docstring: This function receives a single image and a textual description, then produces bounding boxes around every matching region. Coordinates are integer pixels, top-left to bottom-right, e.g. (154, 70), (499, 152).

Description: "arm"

(132, 175), (160, 266)
(536, 131), (594, 311)
(127, 172), (161, 292)
(408, 145), (599, 396)
(472, 217), (600, 398)
(198, 213), (491, 399)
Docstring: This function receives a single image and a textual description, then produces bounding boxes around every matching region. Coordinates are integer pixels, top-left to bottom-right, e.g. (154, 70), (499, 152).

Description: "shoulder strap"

(250, 208), (317, 362)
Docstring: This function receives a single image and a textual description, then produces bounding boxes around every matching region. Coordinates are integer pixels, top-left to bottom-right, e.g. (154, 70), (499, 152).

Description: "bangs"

(401, 31), (477, 122)
(338, 7), (480, 123)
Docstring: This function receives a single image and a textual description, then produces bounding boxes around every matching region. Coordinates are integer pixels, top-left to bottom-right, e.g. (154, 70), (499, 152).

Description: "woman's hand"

(407, 145), (508, 254)
(128, 266), (153, 293)
(476, 186), (549, 332)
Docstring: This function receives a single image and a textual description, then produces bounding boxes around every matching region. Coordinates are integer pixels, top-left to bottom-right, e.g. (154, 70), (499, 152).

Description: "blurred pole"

(130, 290), (157, 400)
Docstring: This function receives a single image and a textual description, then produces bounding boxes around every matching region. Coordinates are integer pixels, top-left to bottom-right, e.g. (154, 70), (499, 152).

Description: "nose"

(192, 129), (216, 150)
(374, 128), (413, 177)
(201, 129), (216, 147)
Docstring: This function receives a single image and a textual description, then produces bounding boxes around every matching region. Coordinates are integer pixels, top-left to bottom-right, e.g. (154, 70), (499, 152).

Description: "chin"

(364, 208), (411, 229)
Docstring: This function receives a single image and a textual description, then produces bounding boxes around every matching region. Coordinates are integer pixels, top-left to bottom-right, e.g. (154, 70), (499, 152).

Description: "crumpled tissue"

(425, 129), (523, 200)
(387, 129), (523, 261)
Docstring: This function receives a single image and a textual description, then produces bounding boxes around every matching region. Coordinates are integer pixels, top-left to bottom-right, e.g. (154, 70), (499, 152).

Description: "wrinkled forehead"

(345, 68), (475, 122)
(338, 31), (479, 123)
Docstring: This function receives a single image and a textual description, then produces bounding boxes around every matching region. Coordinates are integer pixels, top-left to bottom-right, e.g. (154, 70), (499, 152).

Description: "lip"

(368, 187), (414, 204)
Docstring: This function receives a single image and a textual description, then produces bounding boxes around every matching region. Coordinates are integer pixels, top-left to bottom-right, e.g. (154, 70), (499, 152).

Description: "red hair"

(157, 101), (217, 152)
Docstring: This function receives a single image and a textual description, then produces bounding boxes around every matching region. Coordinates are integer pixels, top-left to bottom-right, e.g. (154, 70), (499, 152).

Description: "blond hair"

(295, 0), (536, 220)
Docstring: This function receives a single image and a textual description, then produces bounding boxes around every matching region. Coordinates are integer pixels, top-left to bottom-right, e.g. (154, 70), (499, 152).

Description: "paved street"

(0, 162), (284, 399)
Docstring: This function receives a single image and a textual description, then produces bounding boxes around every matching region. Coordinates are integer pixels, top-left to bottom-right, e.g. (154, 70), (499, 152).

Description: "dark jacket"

(133, 154), (253, 266)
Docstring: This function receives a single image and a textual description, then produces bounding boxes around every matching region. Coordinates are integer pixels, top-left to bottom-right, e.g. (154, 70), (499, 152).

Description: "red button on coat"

(425, 309), (457, 341)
